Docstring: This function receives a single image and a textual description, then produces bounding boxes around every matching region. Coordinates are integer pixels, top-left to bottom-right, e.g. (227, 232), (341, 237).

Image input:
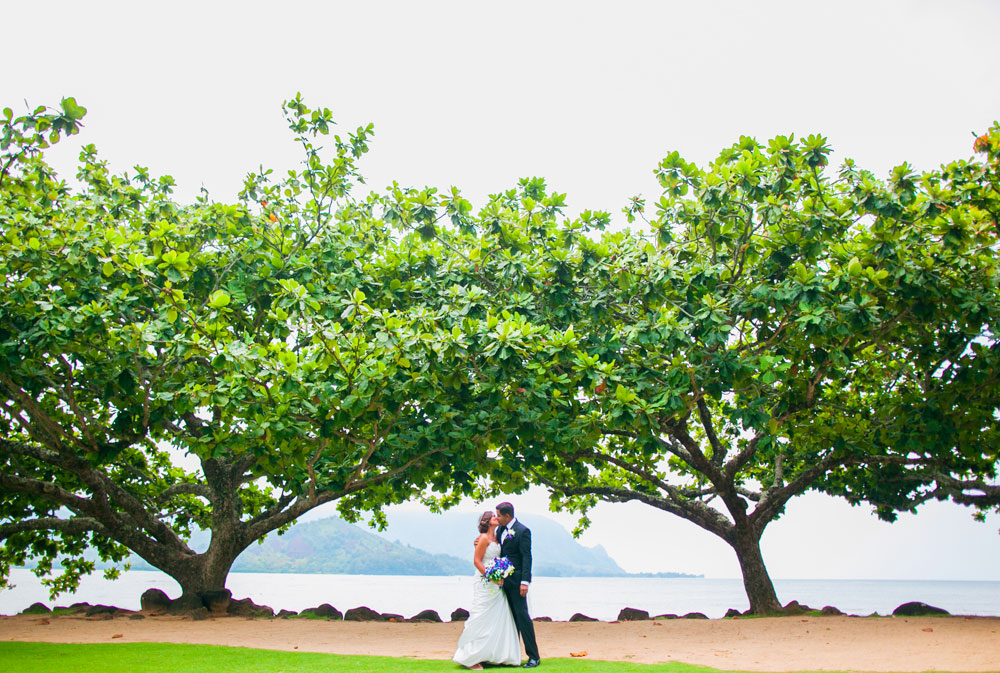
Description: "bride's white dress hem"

(452, 541), (522, 667)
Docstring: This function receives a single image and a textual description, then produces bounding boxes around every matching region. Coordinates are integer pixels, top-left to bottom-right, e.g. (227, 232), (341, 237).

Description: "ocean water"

(2, 569), (998, 621)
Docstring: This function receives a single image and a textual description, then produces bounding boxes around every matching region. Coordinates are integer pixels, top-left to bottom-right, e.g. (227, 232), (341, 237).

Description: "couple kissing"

(453, 502), (540, 669)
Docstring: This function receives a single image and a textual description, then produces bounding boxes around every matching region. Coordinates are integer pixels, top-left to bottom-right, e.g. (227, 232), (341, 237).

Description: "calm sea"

(2, 569), (998, 620)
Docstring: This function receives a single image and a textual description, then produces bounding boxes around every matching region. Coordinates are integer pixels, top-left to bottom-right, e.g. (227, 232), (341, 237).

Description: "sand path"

(3, 613), (999, 671)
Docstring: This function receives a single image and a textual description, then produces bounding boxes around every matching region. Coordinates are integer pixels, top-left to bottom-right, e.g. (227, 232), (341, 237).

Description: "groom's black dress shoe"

(522, 659), (540, 668)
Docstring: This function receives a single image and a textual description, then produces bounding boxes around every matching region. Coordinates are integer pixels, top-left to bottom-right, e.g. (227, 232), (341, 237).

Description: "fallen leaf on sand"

(922, 628), (933, 633)
(112, 634), (123, 639)
(570, 651), (588, 658)
(36, 618), (50, 626)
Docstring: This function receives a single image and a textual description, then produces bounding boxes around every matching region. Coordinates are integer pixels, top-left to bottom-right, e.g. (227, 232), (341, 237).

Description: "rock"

(617, 607), (650, 621)
(892, 601), (950, 617)
(820, 605), (844, 616)
(190, 607), (210, 621)
(344, 606), (385, 622)
(129, 614), (145, 620)
(450, 608), (470, 622)
(299, 603), (342, 620)
(227, 597), (274, 618)
(681, 612), (709, 619)
(782, 600), (811, 615)
(533, 616), (553, 622)
(199, 589), (232, 614)
(724, 608), (742, 618)
(409, 609), (442, 623)
(20, 602), (51, 615)
(653, 613), (678, 620)
(276, 609), (298, 618)
(569, 613), (598, 622)
(140, 589), (172, 613)
(382, 613), (405, 622)
(85, 605), (118, 617)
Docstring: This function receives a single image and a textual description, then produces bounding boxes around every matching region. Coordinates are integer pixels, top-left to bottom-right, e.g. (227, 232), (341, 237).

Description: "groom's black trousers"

(502, 581), (538, 661)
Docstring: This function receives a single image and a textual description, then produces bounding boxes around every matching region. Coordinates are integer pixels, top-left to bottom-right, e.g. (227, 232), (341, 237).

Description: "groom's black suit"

(497, 519), (539, 662)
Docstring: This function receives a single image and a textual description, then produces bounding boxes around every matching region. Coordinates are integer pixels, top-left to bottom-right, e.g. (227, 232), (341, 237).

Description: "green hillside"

(61, 512), (698, 577)
(366, 511), (701, 578)
(231, 517), (468, 575)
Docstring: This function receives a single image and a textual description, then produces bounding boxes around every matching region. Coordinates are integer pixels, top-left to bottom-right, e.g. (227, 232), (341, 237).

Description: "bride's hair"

(477, 510), (493, 534)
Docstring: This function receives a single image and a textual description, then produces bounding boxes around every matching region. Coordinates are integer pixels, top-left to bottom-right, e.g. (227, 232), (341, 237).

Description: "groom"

(495, 501), (540, 668)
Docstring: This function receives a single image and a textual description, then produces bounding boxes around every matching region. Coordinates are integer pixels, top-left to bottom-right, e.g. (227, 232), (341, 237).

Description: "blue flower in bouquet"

(483, 556), (514, 584)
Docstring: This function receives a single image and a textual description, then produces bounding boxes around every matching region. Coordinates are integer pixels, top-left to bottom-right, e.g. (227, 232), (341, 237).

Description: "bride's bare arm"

(472, 534), (490, 576)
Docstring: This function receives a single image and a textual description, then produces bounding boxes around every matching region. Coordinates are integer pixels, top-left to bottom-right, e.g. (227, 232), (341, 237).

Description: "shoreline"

(5, 570), (999, 622)
(2, 613), (1000, 671)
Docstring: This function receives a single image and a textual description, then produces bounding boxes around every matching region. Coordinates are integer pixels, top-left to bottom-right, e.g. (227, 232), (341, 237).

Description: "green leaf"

(208, 290), (231, 308)
(60, 97), (87, 120)
(101, 262), (114, 276)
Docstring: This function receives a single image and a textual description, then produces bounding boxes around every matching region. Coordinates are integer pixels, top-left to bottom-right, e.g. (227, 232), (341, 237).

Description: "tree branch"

(0, 516), (105, 541)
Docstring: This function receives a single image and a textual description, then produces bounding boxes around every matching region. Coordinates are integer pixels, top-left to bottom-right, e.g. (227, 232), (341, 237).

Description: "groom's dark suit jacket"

(498, 519), (532, 584)
(497, 518), (538, 661)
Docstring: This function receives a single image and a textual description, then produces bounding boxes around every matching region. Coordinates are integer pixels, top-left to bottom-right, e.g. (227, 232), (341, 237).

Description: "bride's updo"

(477, 510), (493, 534)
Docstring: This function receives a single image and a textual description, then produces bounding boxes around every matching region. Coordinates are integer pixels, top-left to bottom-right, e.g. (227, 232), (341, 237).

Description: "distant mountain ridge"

(82, 511), (700, 578)
(232, 517), (468, 575)
(363, 510), (700, 578)
(367, 510), (623, 577)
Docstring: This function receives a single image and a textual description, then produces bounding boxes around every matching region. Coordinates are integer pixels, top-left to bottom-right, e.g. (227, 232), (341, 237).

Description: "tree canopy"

(402, 127), (1000, 612)
(0, 97), (516, 603)
(2, 97), (998, 614)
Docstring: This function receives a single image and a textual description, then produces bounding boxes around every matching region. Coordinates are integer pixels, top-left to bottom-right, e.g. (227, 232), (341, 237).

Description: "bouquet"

(482, 556), (514, 584)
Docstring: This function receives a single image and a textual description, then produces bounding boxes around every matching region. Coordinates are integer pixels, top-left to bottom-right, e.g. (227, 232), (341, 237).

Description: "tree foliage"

(2, 97), (998, 615)
(0, 97), (510, 602)
(399, 128), (1000, 613)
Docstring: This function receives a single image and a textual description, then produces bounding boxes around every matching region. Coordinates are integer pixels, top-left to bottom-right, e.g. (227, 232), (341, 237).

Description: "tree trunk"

(161, 456), (247, 609)
(165, 549), (239, 611)
(731, 526), (782, 614)
(146, 520), (246, 611)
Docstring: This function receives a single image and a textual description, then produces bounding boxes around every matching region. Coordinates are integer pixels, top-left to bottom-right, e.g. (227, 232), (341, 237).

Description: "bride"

(452, 511), (522, 669)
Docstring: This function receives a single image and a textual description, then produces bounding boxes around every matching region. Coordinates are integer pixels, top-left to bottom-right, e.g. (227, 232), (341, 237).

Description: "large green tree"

(403, 130), (1000, 614)
(0, 98), (505, 605)
(4, 97), (997, 616)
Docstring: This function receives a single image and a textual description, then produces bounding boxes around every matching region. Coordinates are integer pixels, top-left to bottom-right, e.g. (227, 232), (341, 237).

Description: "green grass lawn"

(0, 642), (717, 673)
(0, 642), (949, 673)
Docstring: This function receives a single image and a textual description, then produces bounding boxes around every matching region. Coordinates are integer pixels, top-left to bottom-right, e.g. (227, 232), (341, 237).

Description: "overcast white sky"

(5, 0), (999, 580)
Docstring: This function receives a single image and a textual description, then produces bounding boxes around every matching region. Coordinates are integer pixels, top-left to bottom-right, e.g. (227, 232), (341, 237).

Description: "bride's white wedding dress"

(452, 541), (522, 667)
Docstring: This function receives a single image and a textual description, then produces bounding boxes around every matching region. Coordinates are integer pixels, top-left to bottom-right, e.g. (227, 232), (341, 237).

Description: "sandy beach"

(2, 613), (999, 671)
